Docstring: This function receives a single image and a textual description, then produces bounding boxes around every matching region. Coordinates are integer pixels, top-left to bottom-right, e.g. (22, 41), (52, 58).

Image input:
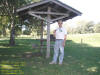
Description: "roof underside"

(17, 0), (82, 22)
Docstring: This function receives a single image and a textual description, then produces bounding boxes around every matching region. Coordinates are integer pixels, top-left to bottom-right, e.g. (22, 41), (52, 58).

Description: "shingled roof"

(16, 0), (82, 22)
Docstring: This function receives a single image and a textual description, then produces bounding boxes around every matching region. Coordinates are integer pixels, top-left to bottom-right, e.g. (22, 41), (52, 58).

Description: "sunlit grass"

(87, 67), (98, 72)
(0, 61), (25, 75)
(67, 33), (100, 47)
(1, 65), (13, 69)
(0, 46), (10, 48)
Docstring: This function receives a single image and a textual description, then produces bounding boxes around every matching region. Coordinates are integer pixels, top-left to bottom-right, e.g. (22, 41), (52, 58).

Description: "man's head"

(58, 20), (63, 28)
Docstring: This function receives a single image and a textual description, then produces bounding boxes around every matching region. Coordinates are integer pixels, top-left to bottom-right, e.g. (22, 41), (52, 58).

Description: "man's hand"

(62, 42), (65, 47)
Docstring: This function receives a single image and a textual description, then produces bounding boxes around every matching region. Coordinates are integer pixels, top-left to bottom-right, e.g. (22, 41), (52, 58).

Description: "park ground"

(0, 33), (100, 75)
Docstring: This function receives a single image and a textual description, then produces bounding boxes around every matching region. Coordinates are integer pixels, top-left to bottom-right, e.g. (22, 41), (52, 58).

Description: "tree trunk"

(9, 17), (15, 46)
(2, 26), (6, 37)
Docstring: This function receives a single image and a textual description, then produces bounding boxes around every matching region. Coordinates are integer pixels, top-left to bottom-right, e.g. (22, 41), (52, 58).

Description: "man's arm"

(53, 30), (56, 38)
(63, 35), (67, 47)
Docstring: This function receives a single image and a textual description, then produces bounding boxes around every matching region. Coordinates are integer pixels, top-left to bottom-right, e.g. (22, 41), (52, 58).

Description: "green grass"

(67, 33), (100, 47)
(0, 33), (100, 75)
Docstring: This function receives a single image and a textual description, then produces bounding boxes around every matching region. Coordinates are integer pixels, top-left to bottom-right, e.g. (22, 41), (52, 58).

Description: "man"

(49, 20), (67, 65)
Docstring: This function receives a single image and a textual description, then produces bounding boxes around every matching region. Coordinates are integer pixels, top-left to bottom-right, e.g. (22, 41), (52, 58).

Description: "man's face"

(58, 20), (63, 27)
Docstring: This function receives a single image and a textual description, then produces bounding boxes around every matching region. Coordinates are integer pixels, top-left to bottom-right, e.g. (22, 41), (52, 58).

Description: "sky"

(51, 0), (100, 29)
(60, 0), (100, 22)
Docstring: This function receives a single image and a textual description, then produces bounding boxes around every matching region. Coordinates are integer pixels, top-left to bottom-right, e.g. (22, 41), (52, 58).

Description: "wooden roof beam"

(51, 14), (69, 22)
(17, 0), (50, 12)
(29, 11), (69, 16)
(33, 4), (47, 11)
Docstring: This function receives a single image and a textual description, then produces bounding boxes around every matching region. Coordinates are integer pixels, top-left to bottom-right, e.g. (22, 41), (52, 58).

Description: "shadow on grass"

(0, 39), (43, 62)
(0, 39), (100, 75)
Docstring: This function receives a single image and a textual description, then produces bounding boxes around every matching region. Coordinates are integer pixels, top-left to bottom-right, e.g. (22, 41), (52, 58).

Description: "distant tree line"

(66, 20), (100, 34)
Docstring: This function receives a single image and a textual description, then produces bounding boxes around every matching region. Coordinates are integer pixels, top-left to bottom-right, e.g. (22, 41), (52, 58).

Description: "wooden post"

(46, 7), (51, 58)
(81, 38), (83, 44)
(40, 20), (43, 53)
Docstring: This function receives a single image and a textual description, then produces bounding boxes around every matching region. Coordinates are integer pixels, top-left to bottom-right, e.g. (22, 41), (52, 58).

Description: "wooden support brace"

(28, 11), (50, 23)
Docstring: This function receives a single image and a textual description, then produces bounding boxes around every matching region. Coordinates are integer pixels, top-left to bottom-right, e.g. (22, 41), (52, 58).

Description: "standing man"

(49, 20), (67, 65)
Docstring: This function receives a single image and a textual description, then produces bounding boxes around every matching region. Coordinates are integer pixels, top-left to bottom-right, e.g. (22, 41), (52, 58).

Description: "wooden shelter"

(16, 0), (82, 58)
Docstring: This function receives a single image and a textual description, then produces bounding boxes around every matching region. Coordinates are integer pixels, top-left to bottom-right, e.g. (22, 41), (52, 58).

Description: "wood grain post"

(46, 7), (51, 58)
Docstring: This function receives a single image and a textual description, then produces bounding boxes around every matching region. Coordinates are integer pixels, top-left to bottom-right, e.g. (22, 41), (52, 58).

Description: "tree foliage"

(67, 20), (97, 34)
(94, 23), (100, 33)
(0, 0), (41, 45)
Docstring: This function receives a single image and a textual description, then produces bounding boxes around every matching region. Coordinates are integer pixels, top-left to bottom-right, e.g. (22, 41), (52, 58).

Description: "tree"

(94, 22), (100, 33)
(74, 20), (94, 34)
(82, 21), (94, 33)
(0, 0), (40, 46)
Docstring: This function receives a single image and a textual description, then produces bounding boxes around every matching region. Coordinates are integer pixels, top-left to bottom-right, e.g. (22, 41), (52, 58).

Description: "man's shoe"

(59, 62), (62, 65)
(49, 61), (57, 64)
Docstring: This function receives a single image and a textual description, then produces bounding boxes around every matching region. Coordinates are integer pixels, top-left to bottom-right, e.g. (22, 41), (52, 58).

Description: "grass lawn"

(0, 33), (100, 75)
